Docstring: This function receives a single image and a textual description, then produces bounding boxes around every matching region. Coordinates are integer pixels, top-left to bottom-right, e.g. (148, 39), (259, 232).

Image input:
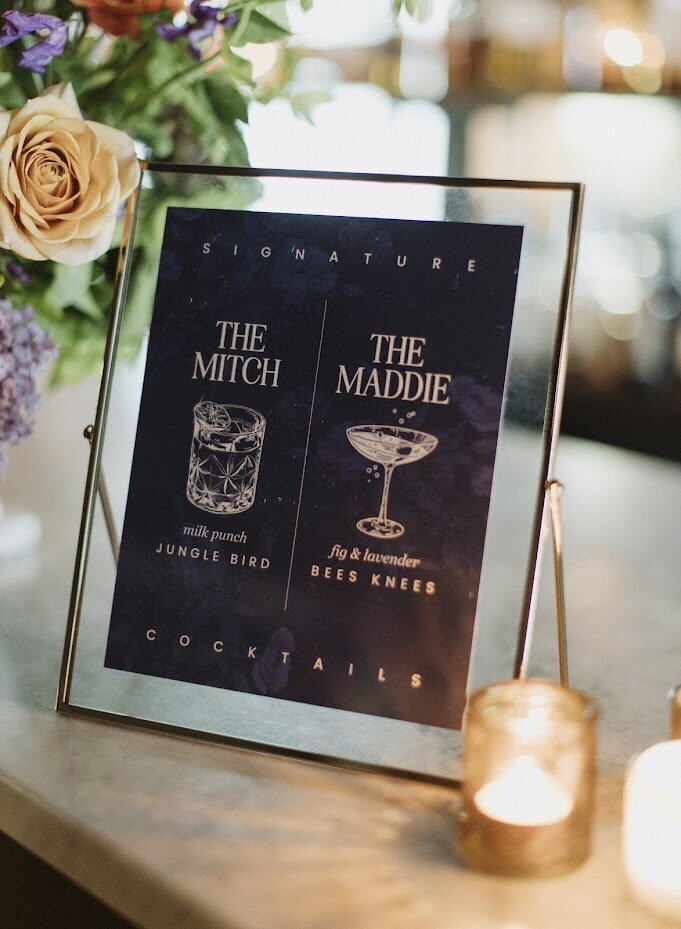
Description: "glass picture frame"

(58, 166), (583, 783)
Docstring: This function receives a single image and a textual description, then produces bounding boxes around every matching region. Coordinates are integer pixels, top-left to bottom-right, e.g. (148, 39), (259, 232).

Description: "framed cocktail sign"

(58, 167), (583, 782)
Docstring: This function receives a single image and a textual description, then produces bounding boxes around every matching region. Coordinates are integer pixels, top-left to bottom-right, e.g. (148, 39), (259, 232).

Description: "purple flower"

(6, 262), (32, 285)
(0, 299), (56, 471)
(155, 1), (238, 60)
(0, 11), (68, 75)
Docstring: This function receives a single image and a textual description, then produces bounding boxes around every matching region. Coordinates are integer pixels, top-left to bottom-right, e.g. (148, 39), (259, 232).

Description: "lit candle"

(458, 679), (597, 877)
(474, 754), (573, 826)
(624, 741), (681, 919)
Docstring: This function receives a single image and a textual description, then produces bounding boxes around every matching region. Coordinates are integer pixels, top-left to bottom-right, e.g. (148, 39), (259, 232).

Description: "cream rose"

(0, 83), (140, 266)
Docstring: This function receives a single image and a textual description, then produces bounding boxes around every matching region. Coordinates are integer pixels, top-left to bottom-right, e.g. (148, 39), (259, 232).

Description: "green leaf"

(392, 0), (431, 18)
(288, 90), (330, 124)
(404, 0), (432, 20)
(221, 46), (255, 86)
(46, 263), (103, 321)
(133, 116), (175, 159)
(257, 1), (290, 30)
(219, 121), (249, 165)
(230, 10), (291, 47)
(229, 1), (257, 45)
(78, 69), (118, 94)
(205, 73), (250, 124)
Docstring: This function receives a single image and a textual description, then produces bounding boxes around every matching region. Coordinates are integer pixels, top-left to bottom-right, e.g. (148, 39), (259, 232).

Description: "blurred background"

(241, 0), (681, 462)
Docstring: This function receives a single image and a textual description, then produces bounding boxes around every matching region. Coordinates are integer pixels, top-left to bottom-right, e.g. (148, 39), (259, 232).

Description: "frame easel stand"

(85, 427), (570, 690)
(83, 425), (120, 563)
(546, 479), (569, 687)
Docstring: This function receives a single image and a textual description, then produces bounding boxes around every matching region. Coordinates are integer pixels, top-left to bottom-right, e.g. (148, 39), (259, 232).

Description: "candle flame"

(475, 755), (573, 826)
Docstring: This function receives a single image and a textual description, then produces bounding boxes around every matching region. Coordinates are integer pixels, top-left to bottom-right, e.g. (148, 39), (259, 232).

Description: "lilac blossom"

(6, 262), (32, 285)
(0, 300), (56, 471)
(0, 11), (68, 75)
(155, 1), (238, 60)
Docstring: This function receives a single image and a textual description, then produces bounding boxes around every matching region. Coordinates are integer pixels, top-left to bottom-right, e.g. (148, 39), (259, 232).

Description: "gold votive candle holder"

(458, 678), (597, 877)
(623, 741), (681, 919)
(669, 684), (681, 739)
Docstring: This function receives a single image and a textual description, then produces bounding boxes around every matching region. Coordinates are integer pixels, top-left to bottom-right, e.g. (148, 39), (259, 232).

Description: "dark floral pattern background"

(105, 207), (522, 730)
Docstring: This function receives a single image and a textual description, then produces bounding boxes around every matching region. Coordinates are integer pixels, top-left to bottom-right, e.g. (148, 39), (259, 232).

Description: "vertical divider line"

(284, 299), (328, 610)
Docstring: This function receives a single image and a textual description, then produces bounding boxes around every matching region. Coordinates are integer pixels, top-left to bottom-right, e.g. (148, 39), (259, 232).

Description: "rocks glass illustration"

(346, 425), (438, 540)
(187, 402), (266, 515)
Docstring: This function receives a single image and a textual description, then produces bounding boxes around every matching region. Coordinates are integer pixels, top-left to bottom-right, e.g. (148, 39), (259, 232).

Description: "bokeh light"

(603, 28), (644, 68)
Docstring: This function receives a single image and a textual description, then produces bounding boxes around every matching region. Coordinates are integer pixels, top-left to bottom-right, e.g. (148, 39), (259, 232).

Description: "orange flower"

(72, 0), (185, 38)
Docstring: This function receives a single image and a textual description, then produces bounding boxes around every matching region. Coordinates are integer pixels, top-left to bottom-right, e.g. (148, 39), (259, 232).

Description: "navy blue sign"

(104, 207), (523, 730)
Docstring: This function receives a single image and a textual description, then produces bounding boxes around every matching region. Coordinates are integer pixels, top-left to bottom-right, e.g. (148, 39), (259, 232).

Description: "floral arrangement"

(0, 0), (424, 473)
(0, 0), (316, 470)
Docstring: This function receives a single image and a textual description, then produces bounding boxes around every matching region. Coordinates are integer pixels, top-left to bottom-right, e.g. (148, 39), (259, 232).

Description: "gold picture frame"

(57, 166), (583, 783)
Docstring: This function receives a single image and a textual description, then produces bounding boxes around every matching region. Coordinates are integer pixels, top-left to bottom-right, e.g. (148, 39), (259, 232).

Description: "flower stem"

(81, 40), (150, 103)
(118, 50), (222, 127)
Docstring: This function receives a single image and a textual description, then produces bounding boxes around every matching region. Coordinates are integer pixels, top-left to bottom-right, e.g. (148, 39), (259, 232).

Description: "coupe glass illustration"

(346, 424), (438, 539)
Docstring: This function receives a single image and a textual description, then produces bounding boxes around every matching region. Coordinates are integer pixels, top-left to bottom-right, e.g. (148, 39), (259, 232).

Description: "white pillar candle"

(623, 741), (681, 919)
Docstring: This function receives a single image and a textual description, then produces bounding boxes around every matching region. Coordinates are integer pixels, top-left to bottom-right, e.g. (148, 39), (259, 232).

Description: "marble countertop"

(1, 383), (680, 929)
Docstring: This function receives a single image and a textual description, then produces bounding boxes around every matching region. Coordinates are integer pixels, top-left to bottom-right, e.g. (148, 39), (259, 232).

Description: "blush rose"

(0, 83), (140, 266)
